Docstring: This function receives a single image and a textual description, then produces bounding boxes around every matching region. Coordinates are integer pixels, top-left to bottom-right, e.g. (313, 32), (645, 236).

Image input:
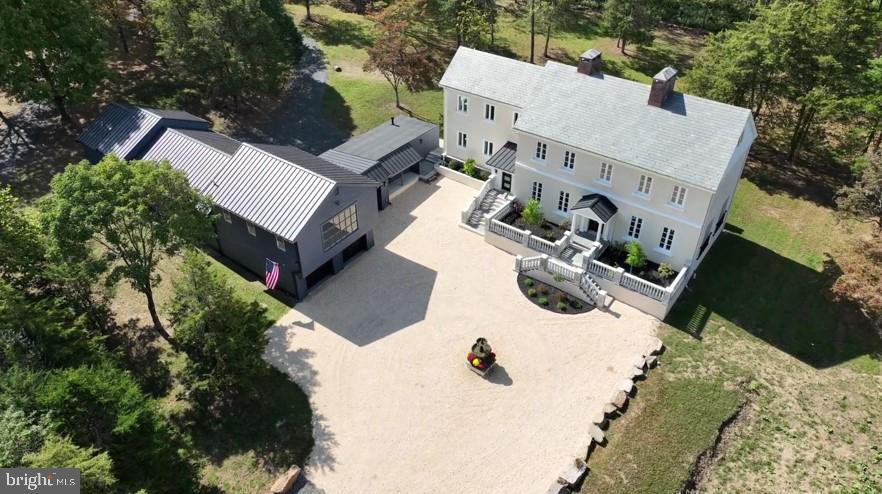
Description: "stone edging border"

(546, 336), (665, 493)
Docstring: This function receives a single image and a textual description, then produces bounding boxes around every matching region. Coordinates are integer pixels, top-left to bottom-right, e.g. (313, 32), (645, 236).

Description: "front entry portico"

(570, 193), (618, 247)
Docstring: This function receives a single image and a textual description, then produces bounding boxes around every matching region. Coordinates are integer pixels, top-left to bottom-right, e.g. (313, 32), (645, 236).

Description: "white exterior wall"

(512, 131), (715, 271)
(442, 88), (520, 166)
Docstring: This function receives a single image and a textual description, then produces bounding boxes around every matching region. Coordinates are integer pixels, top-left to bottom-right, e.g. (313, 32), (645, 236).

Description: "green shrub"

(658, 262), (676, 281)
(557, 301), (568, 311)
(625, 241), (647, 273)
(521, 199), (544, 227)
(570, 299), (582, 309)
(524, 278), (535, 287)
(462, 159), (481, 178)
(448, 160), (463, 171)
(527, 288), (537, 297)
(538, 297), (549, 306)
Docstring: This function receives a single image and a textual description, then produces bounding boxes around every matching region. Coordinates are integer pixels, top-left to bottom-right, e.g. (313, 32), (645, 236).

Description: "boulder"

(618, 379), (634, 394)
(270, 466), (301, 494)
(590, 409), (606, 426)
(611, 390), (628, 409)
(646, 338), (664, 355)
(588, 423), (605, 443)
(545, 480), (569, 494)
(633, 356), (647, 370)
(334, 65), (342, 72)
(629, 366), (645, 378)
(602, 402), (618, 414)
(558, 458), (588, 486)
(645, 355), (658, 368)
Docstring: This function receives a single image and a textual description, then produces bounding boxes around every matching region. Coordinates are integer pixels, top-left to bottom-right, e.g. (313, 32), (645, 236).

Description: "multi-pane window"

(275, 236), (286, 252)
(321, 203), (359, 250)
(483, 140), (494, 156)
(513, 112), (519, 126)
(535, 141), (547, 161)
(457, 95), (468, 112)
(557, 191), (570, 213)
(659, 227), (675, 251)
(637, 174), (653, 195)
(484, 103), (495, 121)
(563, 151), (575, 171)
(222, 211), (232, 223)
(628, 216), (643, 239)
(599, 162), (612, 182)
(457, 131), (468, 148)
(531, 181), (543, 202)
(246, 222), (256, 236)
(670, 185), (687, 206)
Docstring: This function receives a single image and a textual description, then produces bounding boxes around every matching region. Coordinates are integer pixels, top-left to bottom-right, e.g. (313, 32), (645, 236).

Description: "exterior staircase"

(465, 189), (509, 230)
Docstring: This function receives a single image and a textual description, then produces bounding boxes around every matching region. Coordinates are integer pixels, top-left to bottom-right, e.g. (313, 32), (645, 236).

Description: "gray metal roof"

(440, 49), (756, 192)
(78, 103), (209, 159)
(485, 141), (517, 173)
(331, 116), (436, 160)
(174, 128), (241, 155)
(251, 143), (378, 186)
(572, 193), (618, 222)
(319, 149), (380, 174)
(439, 47), (545, 108)
(141, 128), (235, 195)
(210, 144), (338, 242)
(378, 144), (421, 178)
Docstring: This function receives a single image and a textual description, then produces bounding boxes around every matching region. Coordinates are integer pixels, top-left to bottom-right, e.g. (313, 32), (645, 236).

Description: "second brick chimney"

(577, 49), (603, 76)
(648, 67), (678, 108)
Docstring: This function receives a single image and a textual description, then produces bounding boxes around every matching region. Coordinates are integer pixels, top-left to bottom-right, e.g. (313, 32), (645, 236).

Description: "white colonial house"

(439, 47), (757, 318)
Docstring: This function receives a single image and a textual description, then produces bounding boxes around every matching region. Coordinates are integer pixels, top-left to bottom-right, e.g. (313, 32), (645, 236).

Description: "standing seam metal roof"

(141, 128), (236, 195)
(485, 141), (517, 172)
(331, 116), (436, 160)
(572, 193), (618, 222)
(78, 103), (208, 159)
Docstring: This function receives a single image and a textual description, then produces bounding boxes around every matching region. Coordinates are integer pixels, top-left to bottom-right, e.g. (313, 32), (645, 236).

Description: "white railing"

(546, 258), (581, 283)
(552, 230), (574, 257)
(489, 219), (529, 243)
(460, 175), (496, 225)
(621, 272), (667, 301)
(580, 273), (606, 307)
(517, 255), (543, 272)
(588, 260), (617, 281)
(527, 235), (556, 255)
(665, 264), (690, 302)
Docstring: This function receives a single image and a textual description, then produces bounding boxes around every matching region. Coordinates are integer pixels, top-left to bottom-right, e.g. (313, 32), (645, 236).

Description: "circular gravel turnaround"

(265, 178), (658, 494)
(516, 273), (595, 315)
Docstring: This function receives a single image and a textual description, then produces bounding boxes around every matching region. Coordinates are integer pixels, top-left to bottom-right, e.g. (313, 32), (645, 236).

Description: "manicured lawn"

(582, 177), (882, 493)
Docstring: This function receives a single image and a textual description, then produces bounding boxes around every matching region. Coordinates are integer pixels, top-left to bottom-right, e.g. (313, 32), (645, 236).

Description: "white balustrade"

(588, 260), (616, 281)
(620, 273), (666, 301)
(490, 219), (528, 243)
(527, 235), (556, 255)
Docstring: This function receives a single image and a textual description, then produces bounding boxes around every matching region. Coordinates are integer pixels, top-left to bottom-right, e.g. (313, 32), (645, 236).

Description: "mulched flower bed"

(441, 158), (490, 180)
(596, 246), (677, 287)
(517, 274), (594, 314)
(500, 211), (568, 242)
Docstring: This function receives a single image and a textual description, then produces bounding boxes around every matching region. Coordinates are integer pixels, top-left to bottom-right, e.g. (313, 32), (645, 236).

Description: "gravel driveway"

(265, 178), (658, 493)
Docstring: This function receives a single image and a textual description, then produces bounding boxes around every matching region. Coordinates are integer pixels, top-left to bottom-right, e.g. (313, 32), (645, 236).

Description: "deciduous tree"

(0, 187), (45, 290)
(40, 155), (213, 344)
(365, 15), (441, 108)
(838, 152), (882, 233)
(0, 0), (109, 126)
(601, 0), (659, 54)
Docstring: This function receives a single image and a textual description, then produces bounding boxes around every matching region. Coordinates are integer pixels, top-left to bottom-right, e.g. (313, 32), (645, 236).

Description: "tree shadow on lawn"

(302, 15), (374, 48)
(666, 230), (882, 369)
(184, 366), (317, 475)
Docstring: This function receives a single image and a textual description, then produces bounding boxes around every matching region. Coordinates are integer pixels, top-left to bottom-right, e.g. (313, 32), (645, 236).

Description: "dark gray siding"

(215, 209), (303, 297)
(297, 184), (380, 277)
(407, 126), (440, 157)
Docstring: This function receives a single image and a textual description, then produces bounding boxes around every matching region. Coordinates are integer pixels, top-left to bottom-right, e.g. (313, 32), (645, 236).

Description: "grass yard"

(582, 175), (882, 493)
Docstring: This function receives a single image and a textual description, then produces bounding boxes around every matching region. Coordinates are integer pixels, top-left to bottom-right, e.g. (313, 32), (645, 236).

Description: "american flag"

(265, 259), (280, 290)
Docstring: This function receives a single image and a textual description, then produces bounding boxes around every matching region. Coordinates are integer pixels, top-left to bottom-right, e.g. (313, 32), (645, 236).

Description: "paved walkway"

(265, 178), (658, 493)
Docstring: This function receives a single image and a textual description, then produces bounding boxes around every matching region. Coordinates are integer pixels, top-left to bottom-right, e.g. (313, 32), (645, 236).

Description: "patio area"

(264, 177), (658, 493)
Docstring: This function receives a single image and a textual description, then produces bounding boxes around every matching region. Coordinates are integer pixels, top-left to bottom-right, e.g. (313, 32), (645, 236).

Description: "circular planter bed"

(517, 274), (594, 315)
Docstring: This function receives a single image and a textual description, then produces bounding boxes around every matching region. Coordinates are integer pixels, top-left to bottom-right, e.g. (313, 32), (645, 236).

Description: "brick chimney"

(577, 49), (602, 76)
(648, 67), (678, 108)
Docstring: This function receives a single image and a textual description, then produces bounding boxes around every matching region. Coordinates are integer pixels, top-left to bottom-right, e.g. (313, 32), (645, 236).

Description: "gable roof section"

(514, 62), (753, 191)
(78, 103), (209, 159)
(211, 144), (336, 242)
(141, 128), (237, 195)
(439, 47), (545, 108)
(331, 116), (436, 160)
(572, 193), (618, 222)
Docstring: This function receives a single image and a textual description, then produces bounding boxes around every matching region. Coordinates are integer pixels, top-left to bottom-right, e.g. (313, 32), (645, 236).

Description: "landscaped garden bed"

(440, 157), (490, 181)
(500, 209), (569, 241)
(596, 243), (678, 287)
(517, 274), (593, 314)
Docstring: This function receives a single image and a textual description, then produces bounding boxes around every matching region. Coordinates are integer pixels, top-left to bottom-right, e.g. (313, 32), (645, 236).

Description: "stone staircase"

(465, 189), (509, 230)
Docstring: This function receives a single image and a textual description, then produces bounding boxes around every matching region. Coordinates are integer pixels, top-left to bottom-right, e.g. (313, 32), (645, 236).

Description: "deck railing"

(514, 254), (608, 307)
(489, 219), (529, 243)
(527, 235), (556, 255)
(620, 272), (666, 301)
(588, 260), (616, 281)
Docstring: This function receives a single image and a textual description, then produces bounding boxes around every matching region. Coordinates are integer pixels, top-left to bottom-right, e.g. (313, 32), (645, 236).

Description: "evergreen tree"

(601, 0), (660, 54)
